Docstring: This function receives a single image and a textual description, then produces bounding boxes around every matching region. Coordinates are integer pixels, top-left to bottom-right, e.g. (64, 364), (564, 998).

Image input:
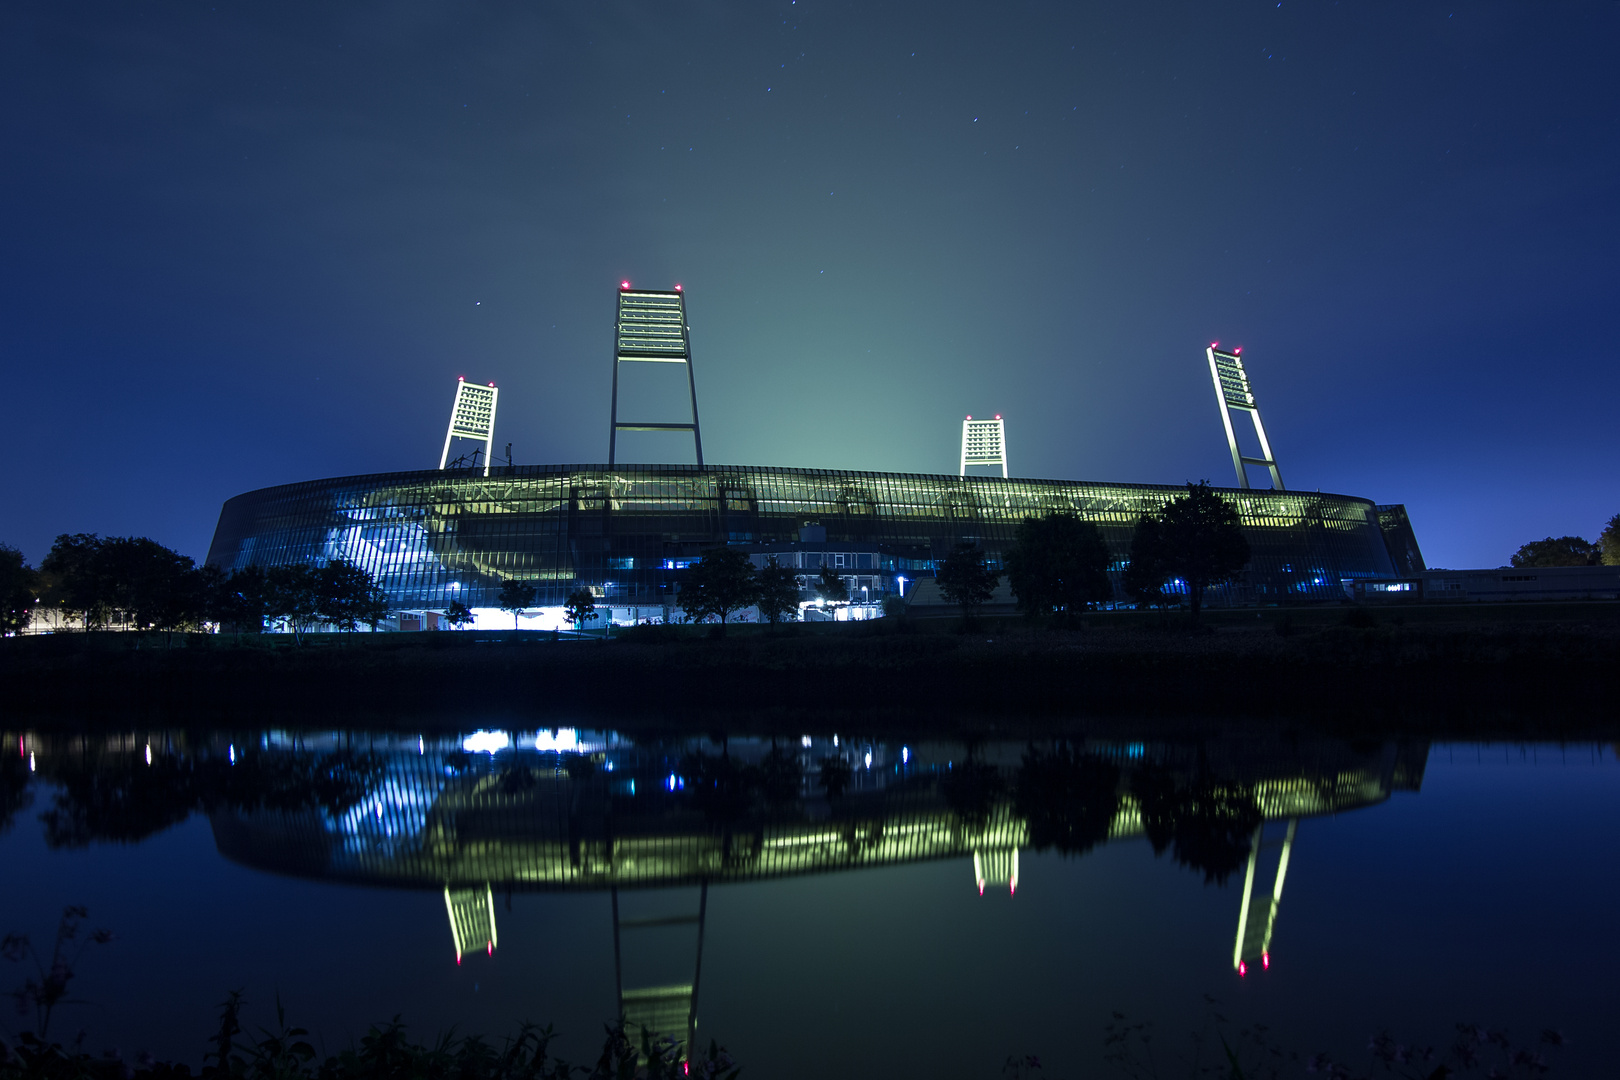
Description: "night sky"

(4, 2), (1616, 570)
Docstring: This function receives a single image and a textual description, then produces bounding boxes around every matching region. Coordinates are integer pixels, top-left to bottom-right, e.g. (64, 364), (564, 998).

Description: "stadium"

(204, 288), (1422, 629)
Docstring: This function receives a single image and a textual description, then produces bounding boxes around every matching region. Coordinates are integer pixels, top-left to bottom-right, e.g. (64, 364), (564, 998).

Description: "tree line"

(935, 480), (1250, 625)
(1510, 512), (1620, 568)
(0, 534), (388, 639)
(538, 553), (857, 633)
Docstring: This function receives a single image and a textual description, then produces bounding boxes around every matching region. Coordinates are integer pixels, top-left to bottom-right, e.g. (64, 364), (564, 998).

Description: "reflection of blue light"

(463, 731), (510, 754)
(902, 746), (909, 764)
(1127, 742), (1145, 758)
(604, 760), (614, 772)
(629, 779), (636, 795)
(534, 729), (579, 752)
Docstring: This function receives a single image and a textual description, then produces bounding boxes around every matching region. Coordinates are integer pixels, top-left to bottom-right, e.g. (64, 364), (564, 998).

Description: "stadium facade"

(205, 463), (1409, 625)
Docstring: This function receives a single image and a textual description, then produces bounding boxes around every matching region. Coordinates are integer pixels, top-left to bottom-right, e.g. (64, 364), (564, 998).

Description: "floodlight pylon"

(439, 378), (499, 477)
(1206, 346), (1284, 490)
(960, 415), (1008, 478)
(609, 286), (703, 467)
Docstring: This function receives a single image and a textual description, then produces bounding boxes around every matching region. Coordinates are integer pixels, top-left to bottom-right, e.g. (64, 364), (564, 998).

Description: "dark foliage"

(1131, 765), (1262, 884)
(1013, 745), (1121, 856)
(935, 543), (1000, 622)
(812, 565), (848, 608)
(0, 993), (741, 1080)
(2, 906), (113, 1039)
(818, 757), (852, 799)
(1600, 513), (1620, 567)
(0, 544), (40, 636)
(1122, 514), (1172, 609)
(754, 557), (799, 626)
(1004, 512), (1112, 623)
(1158, 482), (1250, 625)
(563, 588), (597, 631)
(497, 579), (537, 629)
(940, 757), (1004, 831)
(35, 749), (386, 849)
(678, 751), (760, 825)
(0, 752), (30, 837)
(1510, 536), (1601, 568)
(41, 534), (205, 632)
(681, 550), (760, 628)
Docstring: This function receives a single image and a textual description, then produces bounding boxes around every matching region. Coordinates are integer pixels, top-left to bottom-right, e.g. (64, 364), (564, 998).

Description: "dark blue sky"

(3, 1), (1616, 569)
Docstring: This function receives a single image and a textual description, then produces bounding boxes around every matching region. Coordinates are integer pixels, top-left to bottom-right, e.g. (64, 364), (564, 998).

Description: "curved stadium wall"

(206, 464), (1398, 619)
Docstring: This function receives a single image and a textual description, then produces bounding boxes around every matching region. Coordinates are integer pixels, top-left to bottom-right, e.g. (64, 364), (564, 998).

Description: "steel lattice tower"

(960, 415), (1008, 478)
(609, 284), (703, 467)
(439, 377), (499, 477)
(1206, 345), (1284, 490)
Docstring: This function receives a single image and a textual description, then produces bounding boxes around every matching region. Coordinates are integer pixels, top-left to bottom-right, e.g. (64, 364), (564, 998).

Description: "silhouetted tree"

(755, 556), (800, 626)
(682, 548), (761, 629)
(759, 745), (802, 805)
(819, 756), (853, 800)
(40, 533), (108, 629)
(316, 559), (388, 632)
(1511, 536), (1601, 568)
(936, 542), (1001, 625)
(442, 599), (475, 629)
(1013, 744), (1121, 856)
(1131, 764), (1262, 884)
(36, 747), (386, 849)
(40, 533), (204, 632)
(497, 578), (536, 628)
(265, 565), (321, 642)
(0, 543), (40, 636)
(0, 750), (31, 836)
(813, 564), (849, 609)
(679, 749), (758, 824)
(1158, 482), (1250, 625)
(1601, 514), (1620, 566)
(941, 756), (1004, 832)
(1122, 513), (1173, 610)
(1004, 512), (1112, 623)
(208, 565), (269, 635)
(563, 587), (597, 631)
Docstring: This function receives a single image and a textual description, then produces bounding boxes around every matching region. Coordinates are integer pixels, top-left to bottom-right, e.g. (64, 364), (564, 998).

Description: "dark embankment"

(5, 604), (1619, 737)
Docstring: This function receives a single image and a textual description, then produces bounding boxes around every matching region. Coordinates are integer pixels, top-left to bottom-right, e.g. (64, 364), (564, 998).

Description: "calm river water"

(1, 729), (1615, 1077)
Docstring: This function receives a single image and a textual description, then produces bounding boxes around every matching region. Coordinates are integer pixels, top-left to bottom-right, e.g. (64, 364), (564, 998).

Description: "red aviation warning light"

(620, 280), (631, 290)
(673, 283), (683, 291)
(1262, 951), (1270, 969)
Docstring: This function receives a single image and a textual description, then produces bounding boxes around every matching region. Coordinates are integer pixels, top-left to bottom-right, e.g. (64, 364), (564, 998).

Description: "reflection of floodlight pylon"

(612, 881), (709, 1060)
(1233, 818), (1297, 976)
(960, 415), (1008, 478)
(972, 846), (1020, 895)
(1206, 346), (1283, 490)
(445, 884), (497, 962)
(609, 286), (703, 467)
(439, 378), (499, 477)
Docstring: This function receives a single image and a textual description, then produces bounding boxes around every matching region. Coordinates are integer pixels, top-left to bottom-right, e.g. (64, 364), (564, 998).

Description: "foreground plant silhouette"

(0, 992), (741, 1080)
(2, 906), (113, 1039)
(1100, 1000), (1563, 1080)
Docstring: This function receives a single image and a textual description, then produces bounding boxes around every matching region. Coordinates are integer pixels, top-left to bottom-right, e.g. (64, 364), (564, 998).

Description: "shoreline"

(6, 603), (1619, 738)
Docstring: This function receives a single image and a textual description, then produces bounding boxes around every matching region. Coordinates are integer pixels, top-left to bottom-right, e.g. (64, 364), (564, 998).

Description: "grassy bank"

(4, 603), (1618, 737)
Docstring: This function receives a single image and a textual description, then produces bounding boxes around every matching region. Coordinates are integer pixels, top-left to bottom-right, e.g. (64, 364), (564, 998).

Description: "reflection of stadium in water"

(10, 727), (1426, 1054)
(206, 731), (1427, 974)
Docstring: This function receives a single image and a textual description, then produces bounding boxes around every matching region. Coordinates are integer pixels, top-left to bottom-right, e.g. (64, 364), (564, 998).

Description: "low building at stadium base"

(205, 463), (1420, 629)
